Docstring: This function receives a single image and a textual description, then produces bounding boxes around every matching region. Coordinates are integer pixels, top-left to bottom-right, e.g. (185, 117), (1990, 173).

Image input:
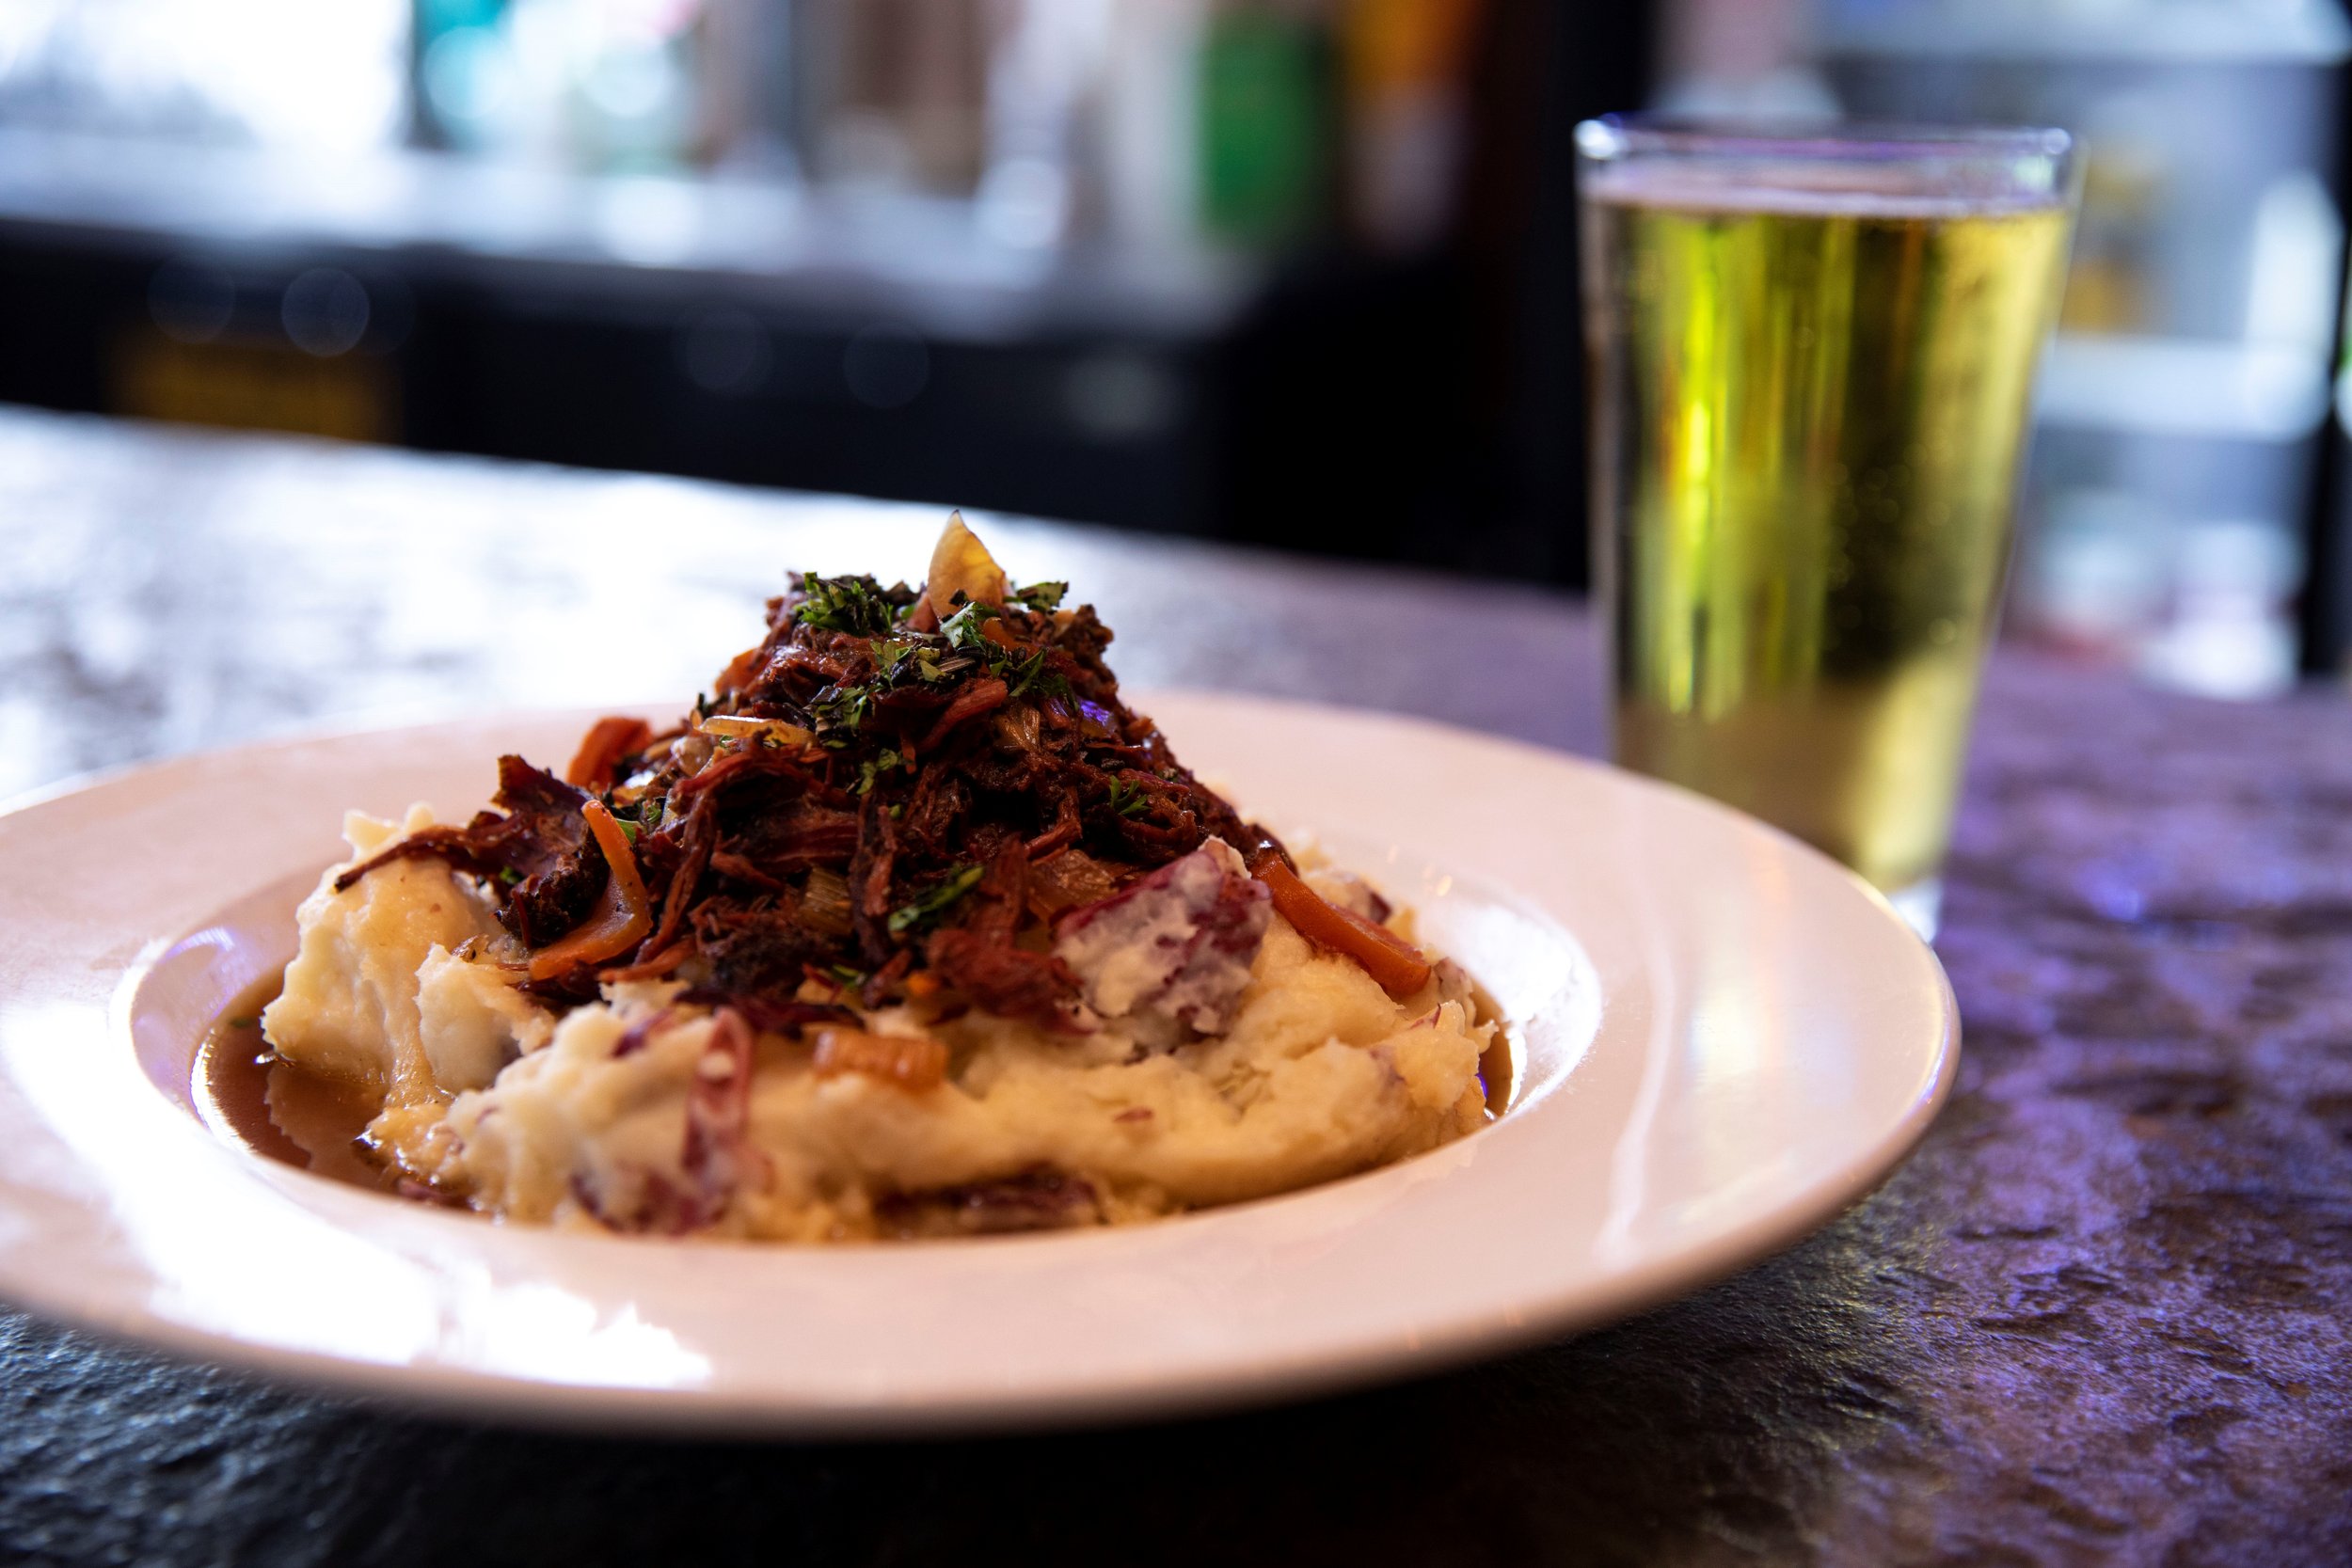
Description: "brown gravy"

(1479, 1033), (1515, 1116)
(193, 976), (393, 1192)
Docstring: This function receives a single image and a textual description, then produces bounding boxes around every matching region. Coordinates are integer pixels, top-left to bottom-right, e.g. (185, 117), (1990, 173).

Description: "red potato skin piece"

(581, 1005), (764, 1235)
(1248, 854), (1432, 1002)
(676, 1006), (762, 1222)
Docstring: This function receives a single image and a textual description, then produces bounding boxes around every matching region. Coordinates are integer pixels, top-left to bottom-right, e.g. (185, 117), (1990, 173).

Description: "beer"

(1581, 160), (2072, 901)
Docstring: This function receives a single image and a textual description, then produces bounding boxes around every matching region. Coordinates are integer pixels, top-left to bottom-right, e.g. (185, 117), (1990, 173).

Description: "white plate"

(0, 693), (1955, 1435)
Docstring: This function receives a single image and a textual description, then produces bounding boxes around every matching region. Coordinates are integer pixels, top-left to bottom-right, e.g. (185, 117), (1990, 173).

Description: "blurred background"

(1, 0), (2349, 696)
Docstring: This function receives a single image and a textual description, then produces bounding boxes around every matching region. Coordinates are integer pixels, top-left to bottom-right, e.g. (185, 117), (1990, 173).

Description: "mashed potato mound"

(265, 810), (1496, 1242)
(262, 515), (1503, 1240)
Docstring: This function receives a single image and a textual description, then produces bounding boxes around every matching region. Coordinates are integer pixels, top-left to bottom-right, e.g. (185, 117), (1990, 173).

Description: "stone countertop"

(2, 408), (2347, 1567)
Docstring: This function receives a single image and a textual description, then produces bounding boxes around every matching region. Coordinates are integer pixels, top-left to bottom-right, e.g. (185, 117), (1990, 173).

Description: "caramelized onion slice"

(923, 511), (1008, 620)
(697, 714), (816, 749)
(811, 1027), (947, 1092)
(1029, 848), (1121, 920)
(525, 801), (654, 981)
(801, 866), (855, 938)
(1250, 855), (1432, 1002)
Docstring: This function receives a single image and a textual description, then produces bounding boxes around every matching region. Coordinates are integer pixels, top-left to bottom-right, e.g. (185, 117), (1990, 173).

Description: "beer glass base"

(1885, 878), (1943, 943)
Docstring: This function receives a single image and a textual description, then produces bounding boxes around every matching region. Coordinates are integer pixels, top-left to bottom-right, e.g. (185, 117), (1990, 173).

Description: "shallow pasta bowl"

(0, 692), (1955, 1435)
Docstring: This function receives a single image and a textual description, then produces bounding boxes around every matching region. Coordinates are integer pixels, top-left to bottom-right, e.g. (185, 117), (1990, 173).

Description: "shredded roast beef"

(335, 755), (604, 947)
(353, 557), (1289, 1034)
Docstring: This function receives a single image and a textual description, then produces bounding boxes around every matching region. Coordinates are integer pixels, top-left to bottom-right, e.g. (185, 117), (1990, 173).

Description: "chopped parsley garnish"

(808, 682), (873, 744)
(941, 599), (1001, 653)
(497, 866), (523, 886)
(887, 863), (985, 933)
(808, 634), (973, 750)
(800, 589), (1060, 763)
(854, 747), (904, 796)
(1009, 649), (1069, 701)
(869, 636), (954, 686)
(1012, 580), (1068, 612)
(1104, 776), (1151, 818)
(939, 599), (1066, 697)
(1004, 648), (1042, 694)
(795, 574), (906, 637)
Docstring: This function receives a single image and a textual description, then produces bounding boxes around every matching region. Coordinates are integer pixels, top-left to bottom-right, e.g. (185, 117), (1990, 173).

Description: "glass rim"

(1576, 114), (2074, 166)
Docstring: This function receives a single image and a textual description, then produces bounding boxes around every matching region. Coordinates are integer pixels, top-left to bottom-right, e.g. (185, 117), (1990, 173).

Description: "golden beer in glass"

(1577, 120), (2078, 933)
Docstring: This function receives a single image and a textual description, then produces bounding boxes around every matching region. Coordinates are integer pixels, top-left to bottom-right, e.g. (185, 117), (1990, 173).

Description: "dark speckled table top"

(3, 407), (2349, 1568)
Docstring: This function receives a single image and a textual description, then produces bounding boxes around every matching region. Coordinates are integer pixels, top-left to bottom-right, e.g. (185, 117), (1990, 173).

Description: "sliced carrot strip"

(1252, 856), (1432, 1002)
(526, 801), (653, 981)
(713, 643), (765, 694)
(565, 716), (654, 791)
